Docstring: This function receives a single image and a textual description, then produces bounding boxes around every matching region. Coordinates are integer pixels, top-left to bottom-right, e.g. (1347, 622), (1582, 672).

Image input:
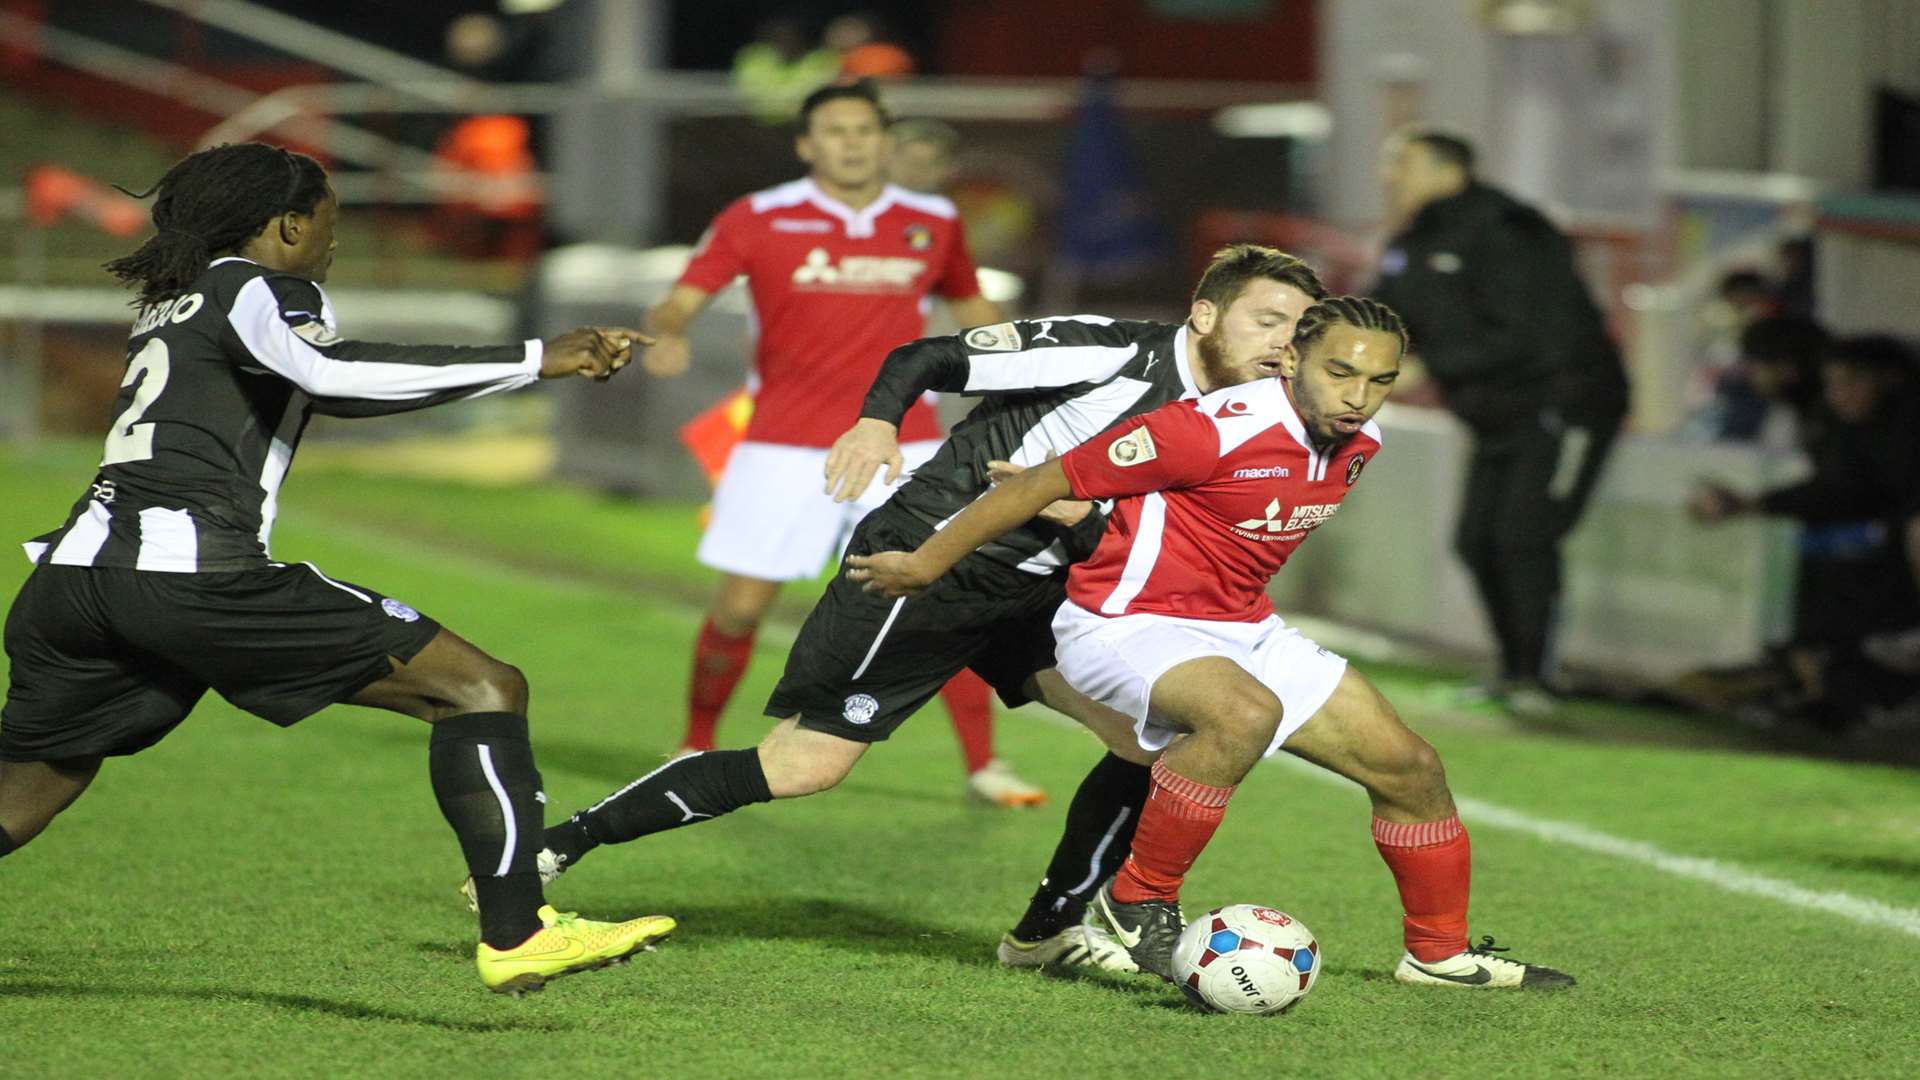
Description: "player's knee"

(455, 657), (530, 715)
(1208, 686), (1283, 759)
(756, 723), (861, 798)
(1376, 730), (1449, 805)
(708, 608), (763, 637)
(759, 746), (854, 798)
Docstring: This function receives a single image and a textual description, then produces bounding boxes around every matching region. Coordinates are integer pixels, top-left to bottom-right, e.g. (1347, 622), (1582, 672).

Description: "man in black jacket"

(1371, 129), (1630, 712)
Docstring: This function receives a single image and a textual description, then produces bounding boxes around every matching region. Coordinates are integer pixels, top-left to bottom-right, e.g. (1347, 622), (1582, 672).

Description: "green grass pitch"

(3, 441), (1918, 1078)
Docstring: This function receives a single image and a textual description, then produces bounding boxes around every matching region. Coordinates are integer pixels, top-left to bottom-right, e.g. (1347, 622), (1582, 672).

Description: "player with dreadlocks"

(852, 297), (1578, 993)
(0, 142), (671, 995)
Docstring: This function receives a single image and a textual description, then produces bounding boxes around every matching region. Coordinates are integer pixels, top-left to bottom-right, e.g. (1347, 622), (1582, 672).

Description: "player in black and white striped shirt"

(0, 142), (670, 994)
(532, 246), (1328, 968)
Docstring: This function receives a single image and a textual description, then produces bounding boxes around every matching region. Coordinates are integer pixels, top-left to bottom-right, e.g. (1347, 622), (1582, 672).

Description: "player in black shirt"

(529, 247), (1327, 967)
(0, 142), (671, 994)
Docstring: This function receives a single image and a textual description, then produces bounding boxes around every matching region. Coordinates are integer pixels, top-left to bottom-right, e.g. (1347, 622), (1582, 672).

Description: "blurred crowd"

(1676, 268), (1920, 736)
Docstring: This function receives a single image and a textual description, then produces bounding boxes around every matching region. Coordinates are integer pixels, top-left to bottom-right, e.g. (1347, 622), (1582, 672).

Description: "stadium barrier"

(1272, 404), (1801, 680)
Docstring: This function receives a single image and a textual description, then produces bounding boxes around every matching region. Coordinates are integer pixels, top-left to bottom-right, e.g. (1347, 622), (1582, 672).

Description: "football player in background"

(852, 297), (1576, 992)
(640, 80), (1044, 807)
(0, 143), (672, 994)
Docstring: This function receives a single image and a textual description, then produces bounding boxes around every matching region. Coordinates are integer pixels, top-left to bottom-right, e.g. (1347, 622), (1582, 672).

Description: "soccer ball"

(1172, 904), (1321, 1015)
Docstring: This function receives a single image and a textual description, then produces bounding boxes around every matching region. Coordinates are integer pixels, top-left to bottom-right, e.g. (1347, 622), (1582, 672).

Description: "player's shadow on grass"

(0, 979), (567, 1033)
(619, 897), (1000, 967)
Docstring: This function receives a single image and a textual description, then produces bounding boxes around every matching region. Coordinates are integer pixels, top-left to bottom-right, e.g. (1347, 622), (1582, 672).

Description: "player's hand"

(1687, 481), (1745, 524)
(845, 550), (937, 598)
(987, 456), (1093, 527)
(542, 327), (652, 381)
(642, 334), (692, 377)
(825, 418), (904, 503)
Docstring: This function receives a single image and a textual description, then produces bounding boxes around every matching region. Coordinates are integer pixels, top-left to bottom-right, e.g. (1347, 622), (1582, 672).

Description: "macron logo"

(1232, 466), (1290, 479)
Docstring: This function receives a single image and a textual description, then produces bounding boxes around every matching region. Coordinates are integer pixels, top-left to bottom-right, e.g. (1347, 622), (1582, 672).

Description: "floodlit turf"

(4, 441), (1919, 1078)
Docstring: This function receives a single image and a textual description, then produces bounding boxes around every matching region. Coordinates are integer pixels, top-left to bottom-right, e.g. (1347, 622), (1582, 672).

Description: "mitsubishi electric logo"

(1236, 498), (1290, 532)
(792, 247), (927, 290)
(1234, 499), (1339, 536)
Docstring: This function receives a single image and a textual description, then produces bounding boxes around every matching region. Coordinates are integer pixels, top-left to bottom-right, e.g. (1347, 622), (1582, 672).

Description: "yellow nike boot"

(476, 905), (675, 995)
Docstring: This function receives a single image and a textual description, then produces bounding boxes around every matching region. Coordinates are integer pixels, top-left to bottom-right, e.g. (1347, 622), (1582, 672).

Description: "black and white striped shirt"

(860, 316), (1198, 573)
(24, 256), (541, 572)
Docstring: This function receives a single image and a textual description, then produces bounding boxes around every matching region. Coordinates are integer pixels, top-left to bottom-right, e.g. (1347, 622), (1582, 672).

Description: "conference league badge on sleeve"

(291, 320), (341, 348)
(964, 322), (1023, 352)
(1108, 427), (1157, 467)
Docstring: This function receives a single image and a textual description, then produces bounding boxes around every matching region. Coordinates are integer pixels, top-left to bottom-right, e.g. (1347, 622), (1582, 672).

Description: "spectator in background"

(1682, 271), (1786, 443)
(1718, 269), (1780, 324)
(733, 15), (842, 125)
(888, 119), (960, 196)
(1371, 128), (1630, 715)
(431, 12), (543, 261)
(1695, 314), (1828, 447)
(1689, 335), (1920, 731)
(826, 12), (916, 80)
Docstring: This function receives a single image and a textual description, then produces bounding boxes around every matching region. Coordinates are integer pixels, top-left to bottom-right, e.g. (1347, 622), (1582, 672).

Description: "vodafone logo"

(791, 247), (927, 291)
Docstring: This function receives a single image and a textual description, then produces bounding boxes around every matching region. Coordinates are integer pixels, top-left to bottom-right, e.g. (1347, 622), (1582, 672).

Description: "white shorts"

(1051, 600), (1348, 758)
(697, 439), (941, 582)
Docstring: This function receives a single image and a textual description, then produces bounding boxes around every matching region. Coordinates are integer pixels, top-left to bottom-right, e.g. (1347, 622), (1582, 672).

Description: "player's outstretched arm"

(846, 459), (1075, 598)
(540, 327), (651, 380)
(639, 284), (710, 377)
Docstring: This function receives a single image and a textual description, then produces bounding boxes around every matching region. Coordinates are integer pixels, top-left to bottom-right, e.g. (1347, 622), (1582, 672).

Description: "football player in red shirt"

(639, 81), (1041, 805)
(851, 297), (1575, 992)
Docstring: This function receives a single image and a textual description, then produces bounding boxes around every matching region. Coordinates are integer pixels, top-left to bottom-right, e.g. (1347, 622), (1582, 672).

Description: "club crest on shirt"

(1346, 453), (1366, 486)
(381, 598), (421, 622)
(904, 222), (934, 251)
(1108, 428), (1158, 467)
(965, 322), (1023, 352)
(1428, 251), (1463, 273)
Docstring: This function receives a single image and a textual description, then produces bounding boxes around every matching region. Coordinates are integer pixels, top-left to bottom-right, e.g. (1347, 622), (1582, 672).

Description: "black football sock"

(546, 749), (772, 867)
(0, 823), (16, 859)
(1011, 753), (1150, 941)
(429, 711), (547, 949)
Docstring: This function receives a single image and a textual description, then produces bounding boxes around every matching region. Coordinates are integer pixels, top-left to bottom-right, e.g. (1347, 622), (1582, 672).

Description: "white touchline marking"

(1266, 755), (1920, 941)
(309, 507), (1920, 940)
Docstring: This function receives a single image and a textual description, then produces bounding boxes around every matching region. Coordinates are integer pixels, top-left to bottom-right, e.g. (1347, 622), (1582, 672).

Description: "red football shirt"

(678, 178), (982, 448)
(1058, 378), (1383, 623)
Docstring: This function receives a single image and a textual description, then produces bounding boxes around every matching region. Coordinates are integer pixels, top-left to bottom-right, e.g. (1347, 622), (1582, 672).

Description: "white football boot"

(1394, 936), (1576, 989)
(965, 759), (1048, 808)
(996, 918), (1139, 973)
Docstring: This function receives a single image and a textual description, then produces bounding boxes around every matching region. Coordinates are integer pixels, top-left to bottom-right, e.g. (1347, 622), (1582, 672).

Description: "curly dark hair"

(104, 142), (329, 307)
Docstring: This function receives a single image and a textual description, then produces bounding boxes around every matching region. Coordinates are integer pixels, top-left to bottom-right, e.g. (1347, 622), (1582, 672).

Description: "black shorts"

(767, 503), (1064, 742)
(1, 563), (441, 762)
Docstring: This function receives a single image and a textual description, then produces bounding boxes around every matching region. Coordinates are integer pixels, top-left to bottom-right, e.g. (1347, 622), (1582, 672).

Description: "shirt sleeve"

(677, 201), (752, 293)
(932, 218), (982, 300)
(1059, 402), (1220, 500)
(859, 316), (1141, 424)
(227, 273), (540, 416)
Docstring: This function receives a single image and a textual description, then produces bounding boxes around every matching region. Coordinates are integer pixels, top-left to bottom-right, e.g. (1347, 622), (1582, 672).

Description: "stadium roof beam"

(0, 11), (446, 189)
(137, 0), (485, 108)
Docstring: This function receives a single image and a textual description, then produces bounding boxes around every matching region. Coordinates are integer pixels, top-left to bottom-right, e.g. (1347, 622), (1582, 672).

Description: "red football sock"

(938, 670), (995, 774)
(1111, 759), (1234, 903)
(1373, 814), (1472, 962)
(683, 618), (755, 751)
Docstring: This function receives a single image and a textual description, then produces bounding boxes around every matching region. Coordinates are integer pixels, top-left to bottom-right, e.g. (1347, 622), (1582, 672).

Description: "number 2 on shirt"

(101, 338), (171, 466)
